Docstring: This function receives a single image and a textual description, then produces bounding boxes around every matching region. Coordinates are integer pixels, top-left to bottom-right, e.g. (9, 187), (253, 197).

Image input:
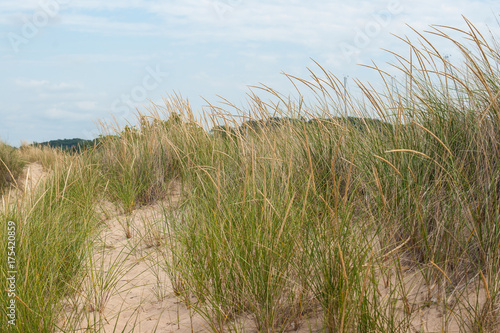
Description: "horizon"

(1, 0), (499, 146)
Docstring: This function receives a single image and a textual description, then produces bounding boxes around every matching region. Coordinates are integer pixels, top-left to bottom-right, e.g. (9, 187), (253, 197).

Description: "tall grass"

(158, 108), (410, 332)
(0, 153), (102, 331)
(1, 19), (500, 332)
(95, 112), (182, 214)
(0, 142), (25, 192)
(18, 143), (68, 170)
(158, 21), (500, 332)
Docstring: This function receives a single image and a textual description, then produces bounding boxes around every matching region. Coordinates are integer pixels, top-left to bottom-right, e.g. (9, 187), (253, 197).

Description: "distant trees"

(33, 138), (100, 153)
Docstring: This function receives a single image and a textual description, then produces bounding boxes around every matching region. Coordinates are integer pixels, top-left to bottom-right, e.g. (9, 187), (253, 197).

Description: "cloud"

(0, 0), (44, 12)
(59, 14), (157, 35)
(45, 106), (93, 121)
(143, 0), (500, 48)
(15, 78), (49, 88)
(2, 0), (498, 50)
(15, 78), (83, 92)
(0, 0), (144, 13)
(75, 100), (97, 110)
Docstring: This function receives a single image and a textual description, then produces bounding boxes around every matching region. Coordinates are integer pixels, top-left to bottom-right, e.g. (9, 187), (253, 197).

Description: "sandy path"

(1, 162), (47, 209)
(59, 183), (211, 332)
(18, 162), (46, 193)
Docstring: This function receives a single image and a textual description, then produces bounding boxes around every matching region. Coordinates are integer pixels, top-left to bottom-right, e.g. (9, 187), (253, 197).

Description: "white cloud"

(15, 78), (49, 87)
(75, 100), (96, 110)
(48, 81), (83, 91)
(0, 0), (43, 12)
(143, 0), (500, 48)
(0, 0), (144, 13)
(3, 0), (498, 50)
(59, 14), (157, 35)
(15, 78), (83, 91)
(45, 107), (93, 121)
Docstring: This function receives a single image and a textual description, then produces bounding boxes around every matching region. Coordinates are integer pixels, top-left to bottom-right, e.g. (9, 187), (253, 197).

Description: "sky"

(1, 0), (499, 146)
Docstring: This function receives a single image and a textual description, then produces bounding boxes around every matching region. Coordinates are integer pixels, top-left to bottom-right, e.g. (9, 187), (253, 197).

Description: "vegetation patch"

(0, 142), (25, 191)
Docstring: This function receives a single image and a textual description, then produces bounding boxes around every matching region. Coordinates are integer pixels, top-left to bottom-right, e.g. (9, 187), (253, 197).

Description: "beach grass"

(1, 20), (500, 332)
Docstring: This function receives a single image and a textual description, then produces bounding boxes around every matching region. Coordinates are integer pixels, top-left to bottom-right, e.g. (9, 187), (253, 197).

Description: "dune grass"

(18, 143), (69, 170)
(0, 142), (25, 192)
(0, 153), (103, 332)
(156, 21), (500, 332)
(95, 113), (182, 215)
(1, 20), (500, 332)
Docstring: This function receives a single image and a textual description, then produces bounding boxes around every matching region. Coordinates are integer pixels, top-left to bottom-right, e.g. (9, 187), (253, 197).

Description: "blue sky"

(1, 0), (499, 146)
